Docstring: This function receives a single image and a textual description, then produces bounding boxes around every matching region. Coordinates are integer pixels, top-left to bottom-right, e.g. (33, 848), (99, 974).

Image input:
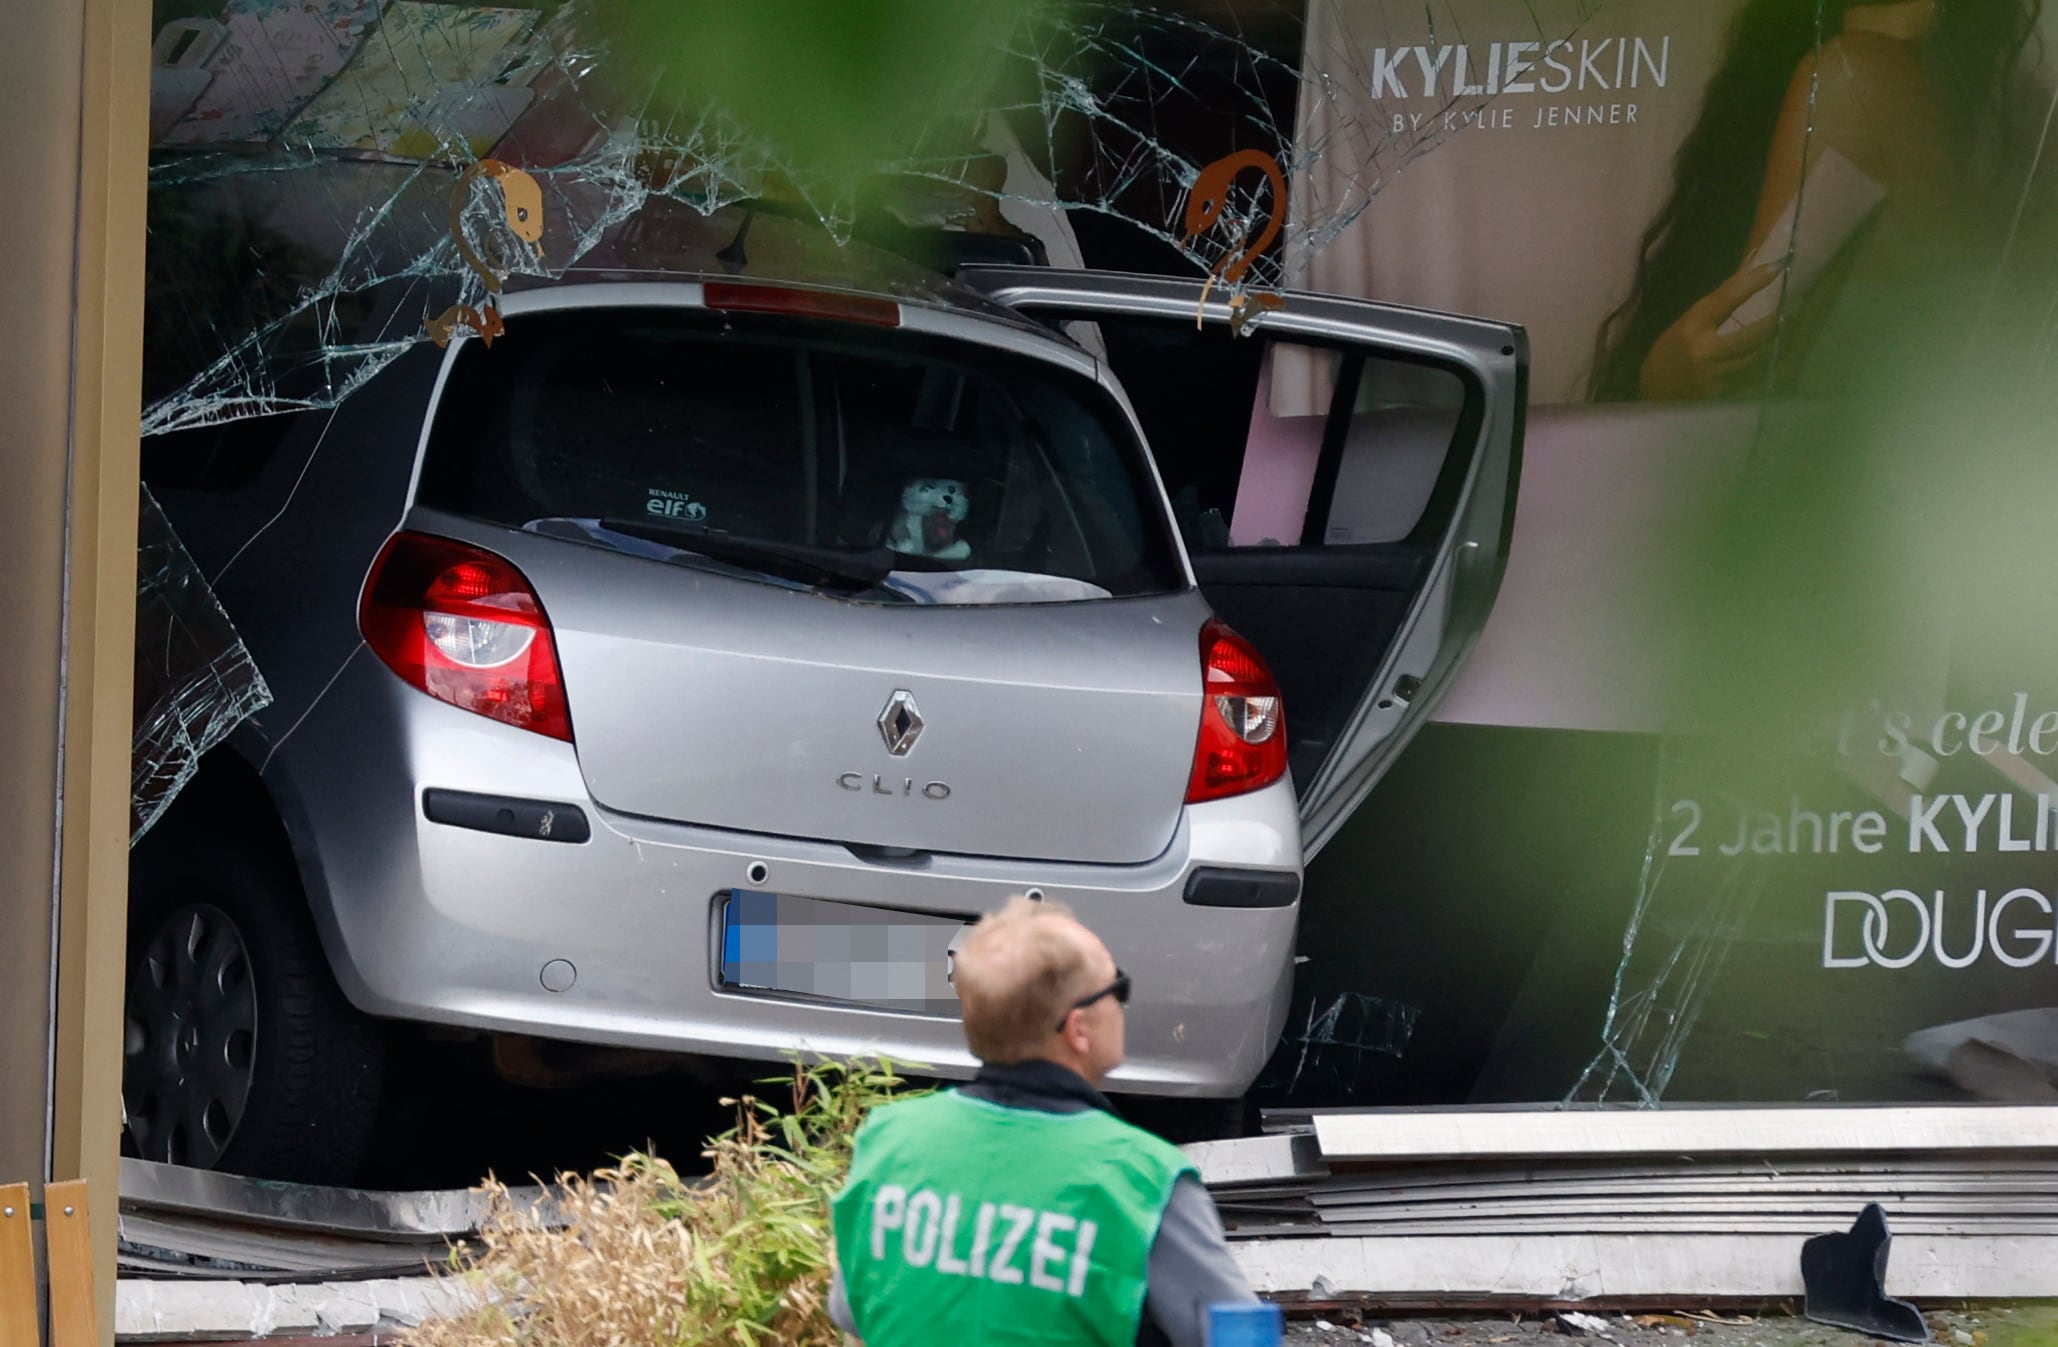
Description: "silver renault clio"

(127, 216), (1522, 1182)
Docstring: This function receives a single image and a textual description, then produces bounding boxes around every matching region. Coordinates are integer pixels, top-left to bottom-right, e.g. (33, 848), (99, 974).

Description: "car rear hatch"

(409, 287), (1202, 865)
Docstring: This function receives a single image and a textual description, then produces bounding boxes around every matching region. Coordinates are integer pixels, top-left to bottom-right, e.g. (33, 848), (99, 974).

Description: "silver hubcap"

(123, 904), (257, 1169)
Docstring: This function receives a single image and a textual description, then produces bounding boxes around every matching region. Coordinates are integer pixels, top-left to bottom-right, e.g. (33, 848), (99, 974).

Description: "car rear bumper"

(278, 665), (1302, 1096)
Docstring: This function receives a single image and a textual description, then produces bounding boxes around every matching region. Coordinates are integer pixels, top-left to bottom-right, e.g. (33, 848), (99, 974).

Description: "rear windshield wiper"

(590, 517), (898, 592)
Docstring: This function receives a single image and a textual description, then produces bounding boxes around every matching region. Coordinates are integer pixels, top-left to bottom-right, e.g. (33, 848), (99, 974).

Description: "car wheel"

(123, 844), (385, 1184)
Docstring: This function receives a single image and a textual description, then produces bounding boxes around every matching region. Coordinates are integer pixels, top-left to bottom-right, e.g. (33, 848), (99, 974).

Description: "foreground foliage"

(408, 1059), (922, 1347)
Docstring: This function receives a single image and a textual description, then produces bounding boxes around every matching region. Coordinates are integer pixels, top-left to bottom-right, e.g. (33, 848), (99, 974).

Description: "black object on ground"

(1800, 1203), (1930, 1343)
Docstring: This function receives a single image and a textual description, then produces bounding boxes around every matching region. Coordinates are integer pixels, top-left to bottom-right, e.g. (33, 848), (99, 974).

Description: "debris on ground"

(1280, 1305), (2055, 1347)
(1557, 1312), (1619, 1338)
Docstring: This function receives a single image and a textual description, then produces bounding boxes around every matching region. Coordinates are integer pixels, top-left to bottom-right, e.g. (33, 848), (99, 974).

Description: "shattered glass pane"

(1555, 0), (2058, 1106)
(131, 485), (273, 844)
(137, 0), (2058, 1106)
(139, 1), (1338, 434)
(1270, 991), (1422, 1100)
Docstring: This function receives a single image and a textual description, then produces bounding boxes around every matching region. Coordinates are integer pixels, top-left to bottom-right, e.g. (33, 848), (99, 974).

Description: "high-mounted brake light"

(702, 281), (900, 328)
(360, 532), (573, 742)
(1186, 619), (1287, 804)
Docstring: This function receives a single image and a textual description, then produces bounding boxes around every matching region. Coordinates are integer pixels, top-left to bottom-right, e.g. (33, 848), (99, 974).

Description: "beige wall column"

(54, 2), (149, 1337)
(0, 0), (150, 1340)
(0, 0), (88, 1193)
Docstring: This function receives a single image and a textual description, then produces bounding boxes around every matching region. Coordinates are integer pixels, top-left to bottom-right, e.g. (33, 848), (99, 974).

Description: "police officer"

(829, 895), (1259, 1346)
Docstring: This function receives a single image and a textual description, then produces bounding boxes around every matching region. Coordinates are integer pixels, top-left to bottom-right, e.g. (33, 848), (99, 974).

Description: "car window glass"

(415, 308), (1183, 604)
(1222, 344), (1469, 548)
(506, 327), (809, 540)
(1081, 323), (1468, 552)
(1298, 351), (1468, 547)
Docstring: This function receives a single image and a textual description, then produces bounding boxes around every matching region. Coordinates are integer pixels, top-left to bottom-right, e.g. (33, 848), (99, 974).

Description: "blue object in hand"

(1207, 1302), (1284, 1347)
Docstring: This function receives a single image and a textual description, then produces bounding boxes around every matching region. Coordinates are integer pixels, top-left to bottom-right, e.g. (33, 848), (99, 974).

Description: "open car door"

(958, 267), (1525, 858)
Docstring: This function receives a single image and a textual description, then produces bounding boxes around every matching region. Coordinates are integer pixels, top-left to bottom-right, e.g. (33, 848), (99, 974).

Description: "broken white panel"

(1185, 1132), (1328, 1187)
(120, 1155), (556, 1238)
(114, 1275), (467, 1341)
(1232, 1233), (2058, 1300)
(1312, 1106), (2058, 1164)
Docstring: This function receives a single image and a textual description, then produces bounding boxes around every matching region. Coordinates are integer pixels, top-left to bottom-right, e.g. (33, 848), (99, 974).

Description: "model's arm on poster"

(1637, 263), (1784, 400)
(1639, 36), (1923, 400)
(1746, 32), (1940, 254)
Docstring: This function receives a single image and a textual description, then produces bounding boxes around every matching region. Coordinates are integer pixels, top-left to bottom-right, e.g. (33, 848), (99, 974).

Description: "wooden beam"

(44, 1181), (97, 1347)
(0, 1185), (35, 1347)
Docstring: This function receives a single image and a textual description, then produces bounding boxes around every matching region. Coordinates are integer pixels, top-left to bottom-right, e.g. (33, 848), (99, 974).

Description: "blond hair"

(952, 895), (1096, 1063)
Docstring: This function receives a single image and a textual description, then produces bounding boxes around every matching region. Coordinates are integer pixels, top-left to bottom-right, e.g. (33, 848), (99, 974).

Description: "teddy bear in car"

(884, 477), (972, 560)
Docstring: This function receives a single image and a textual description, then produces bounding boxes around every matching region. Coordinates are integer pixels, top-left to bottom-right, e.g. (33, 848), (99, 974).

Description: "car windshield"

(415, 305), (1184, 605)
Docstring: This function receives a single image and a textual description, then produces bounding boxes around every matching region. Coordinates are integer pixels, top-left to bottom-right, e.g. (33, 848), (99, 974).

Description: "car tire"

(123, 840), (385, 1185)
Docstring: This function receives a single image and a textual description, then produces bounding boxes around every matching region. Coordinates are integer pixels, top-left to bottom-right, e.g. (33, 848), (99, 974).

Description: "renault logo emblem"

(878, 690), (924, 756)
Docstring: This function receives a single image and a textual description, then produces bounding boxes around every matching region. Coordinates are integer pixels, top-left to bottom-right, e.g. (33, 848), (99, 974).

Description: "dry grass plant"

(408, 1058), (923, 1347)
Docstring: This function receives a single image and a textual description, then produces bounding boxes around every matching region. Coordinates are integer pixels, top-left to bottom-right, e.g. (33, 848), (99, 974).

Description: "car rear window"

(414, 306), (1184, 604)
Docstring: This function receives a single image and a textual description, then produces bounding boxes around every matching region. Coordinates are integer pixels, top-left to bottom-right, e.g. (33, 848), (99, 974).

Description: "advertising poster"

(1277, 0), (2052, 408)
(1256, 0), (2058, 1108)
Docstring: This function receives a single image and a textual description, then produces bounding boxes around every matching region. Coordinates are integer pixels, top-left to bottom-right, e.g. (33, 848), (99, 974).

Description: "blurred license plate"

(718, 890), (963, 1017)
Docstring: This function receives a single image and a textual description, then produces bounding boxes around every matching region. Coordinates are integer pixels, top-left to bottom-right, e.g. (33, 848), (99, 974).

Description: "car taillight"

(359, 532), (573, 742)
(1186, 619), (1287, 804)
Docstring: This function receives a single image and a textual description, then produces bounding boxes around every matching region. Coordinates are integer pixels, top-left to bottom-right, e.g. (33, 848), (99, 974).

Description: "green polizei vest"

(831, 1089), (1198, 1347)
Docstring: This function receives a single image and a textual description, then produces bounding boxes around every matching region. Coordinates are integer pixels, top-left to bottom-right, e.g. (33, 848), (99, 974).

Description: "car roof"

(503, 197), (1065, 345)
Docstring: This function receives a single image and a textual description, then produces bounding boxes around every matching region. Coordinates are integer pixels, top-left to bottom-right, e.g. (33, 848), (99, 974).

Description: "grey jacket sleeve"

(828, 1263), (857, 1338)
(1144, 1173), (1259, 1347)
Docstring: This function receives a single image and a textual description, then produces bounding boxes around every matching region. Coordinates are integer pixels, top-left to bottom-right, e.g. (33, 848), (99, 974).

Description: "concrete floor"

(1285, 1306), (2058, 1347)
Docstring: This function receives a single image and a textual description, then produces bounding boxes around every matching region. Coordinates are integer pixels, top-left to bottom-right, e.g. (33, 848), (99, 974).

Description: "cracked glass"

(139, 0), (2058, 1107)
(1552, 0), (2058, 1107)
(132, 485), (273, 843)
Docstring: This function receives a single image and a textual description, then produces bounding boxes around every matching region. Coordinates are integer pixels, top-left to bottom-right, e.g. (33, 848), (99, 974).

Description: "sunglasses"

(1056, 969), (1130, 1032)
